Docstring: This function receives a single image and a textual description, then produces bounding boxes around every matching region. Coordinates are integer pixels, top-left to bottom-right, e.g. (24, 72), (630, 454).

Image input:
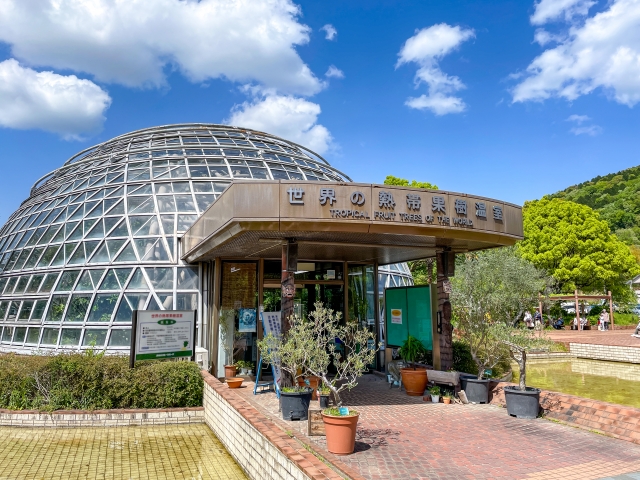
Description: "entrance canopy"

(181, 181), (523, 264)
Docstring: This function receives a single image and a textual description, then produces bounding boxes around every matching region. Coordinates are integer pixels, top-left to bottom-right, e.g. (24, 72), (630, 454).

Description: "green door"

(385, 286), (432, 349)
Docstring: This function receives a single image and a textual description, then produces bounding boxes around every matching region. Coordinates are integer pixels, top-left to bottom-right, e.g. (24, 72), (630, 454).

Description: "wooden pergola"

(538, 290), (614, 331)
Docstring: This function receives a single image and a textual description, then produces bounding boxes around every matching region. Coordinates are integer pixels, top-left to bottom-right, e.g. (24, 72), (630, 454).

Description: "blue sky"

(0, 0), (639, 223)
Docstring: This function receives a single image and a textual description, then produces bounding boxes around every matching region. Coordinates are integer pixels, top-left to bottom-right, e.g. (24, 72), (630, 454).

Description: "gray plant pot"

(280, 388), (313, 421)
(465, 378), (490, 404)
(504, 386), (540, 419)
(319, 394), (330, 409)
(459, 373), (477, 392)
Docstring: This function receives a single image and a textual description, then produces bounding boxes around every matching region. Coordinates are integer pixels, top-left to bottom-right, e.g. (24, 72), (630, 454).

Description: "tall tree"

(518, 198), (640, 301)
(383, 175), (438, 190)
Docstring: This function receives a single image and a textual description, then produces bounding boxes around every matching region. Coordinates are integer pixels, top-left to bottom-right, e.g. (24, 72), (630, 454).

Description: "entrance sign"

(260, 311), (283, 389)
(385, 286), (432, 349)
(130, 310), (196, 367)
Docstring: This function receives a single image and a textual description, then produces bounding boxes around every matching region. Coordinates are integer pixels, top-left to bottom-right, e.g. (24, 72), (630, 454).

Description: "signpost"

(130, 310), (197, 368)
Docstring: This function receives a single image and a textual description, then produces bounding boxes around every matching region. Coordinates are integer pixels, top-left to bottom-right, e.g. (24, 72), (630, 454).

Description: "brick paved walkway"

(236, 375), (640, 479)
(547, 329), (640, 348)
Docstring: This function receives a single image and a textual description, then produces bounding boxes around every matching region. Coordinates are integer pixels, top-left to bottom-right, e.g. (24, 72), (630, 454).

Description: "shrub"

(0, 352), (203, 411)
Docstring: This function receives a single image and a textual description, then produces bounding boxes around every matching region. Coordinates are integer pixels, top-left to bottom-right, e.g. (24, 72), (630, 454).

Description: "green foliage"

(383, 175), (438, 190)
(612, 312), (639, 326)
(452, 340), (476, 375)
(406, 259), (434, 286)
(281, 386), (310, 393)
(0, 353), (203, 411)
(428, 385), (441, 395)
(323, 407), (359, 417)
(398, 335), (429, 364)
(235, 360), (253, 369)
(519, 198), (640, 302)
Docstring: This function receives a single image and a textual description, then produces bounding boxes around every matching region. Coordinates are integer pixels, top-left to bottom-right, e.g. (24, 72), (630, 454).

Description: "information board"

(385, 286), (432, 350)
(130, 310), (196, 366)
(260, 311), (283, 389)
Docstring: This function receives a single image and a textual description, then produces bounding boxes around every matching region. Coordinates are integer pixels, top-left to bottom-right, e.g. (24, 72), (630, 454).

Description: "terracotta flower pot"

(400, 367), (428, 396)
(226, 377), (244, 388)
(443, 397), (451, 405)
(224, 365), (237, 378)
(322, 411), (359, 455)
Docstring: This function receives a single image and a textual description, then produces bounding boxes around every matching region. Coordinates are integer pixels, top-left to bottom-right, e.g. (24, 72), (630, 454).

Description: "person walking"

(602, 310), (610, 331)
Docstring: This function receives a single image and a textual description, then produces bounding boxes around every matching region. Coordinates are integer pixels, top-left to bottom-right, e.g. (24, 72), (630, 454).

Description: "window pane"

(2, 326), (14, 343)
(40, 328), (60, 345)
(39, 273), (59, 293)
(31, 300), (47, 321)
(56, 270), (80, 291)
(26, 274), (44, 293)
(108, 329), (131, 346)
(26, 327), (40, 344)
(13, 327), (27, 344)
(177, 267), (198, 290)
(46, 295), (68, 322)
(82, 329), (108, 347)
(176, 293), (197, 310)
(65, 294), (91, 322)
(87, 294), (119, 322)
(146, 267), (173, 290)
(7, 301), (19, 320)
(60, 329), (82, 346)
(18, 301), (34, 320)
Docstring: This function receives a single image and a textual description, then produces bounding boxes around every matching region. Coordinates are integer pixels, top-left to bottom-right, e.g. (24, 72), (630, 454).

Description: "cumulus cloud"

(397, 24), (475, 115)
(0, 0), (323, 95)
(566, 114), (590, 124)
(531, 0), (595, 25)
(513, 0), (640, 107)
(570, 125), (603, 136)
(226, 95), (332, 154)
(0, 59), (111, 139)
(321, 24), (337, 40)
(325, 65), (344, 78)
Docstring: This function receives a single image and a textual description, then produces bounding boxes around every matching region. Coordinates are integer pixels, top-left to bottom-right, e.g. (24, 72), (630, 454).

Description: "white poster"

(260, 311), (282, 389)
(391, 308), (403, 325)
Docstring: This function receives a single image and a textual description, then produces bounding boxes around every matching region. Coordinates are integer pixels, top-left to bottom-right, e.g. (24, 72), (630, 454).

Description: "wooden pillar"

(281, 243), (295, 336)
(608, 290), (615, 331)
(437, 252), (453, 370)
(574, 290), (580, 331)
(538, 294), (544, 328)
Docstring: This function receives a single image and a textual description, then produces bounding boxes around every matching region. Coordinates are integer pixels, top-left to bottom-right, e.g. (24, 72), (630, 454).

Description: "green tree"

(383, 175), (438, 190)
(450, 248), (551, 378)
(518, 198), (640, 301)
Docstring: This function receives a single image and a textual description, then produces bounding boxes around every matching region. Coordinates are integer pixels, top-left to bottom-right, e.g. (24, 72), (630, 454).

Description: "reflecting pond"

(513, 358), (640, 409)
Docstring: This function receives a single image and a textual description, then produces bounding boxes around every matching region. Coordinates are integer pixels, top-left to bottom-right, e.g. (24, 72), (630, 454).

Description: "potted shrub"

(236, 360), (254, 376)
(219, 309), (240, 378)
(499, 327), (553, 419)
(318, 383), (331, 409)
(398, 335), (429, 396)
(296, 302), (378, 455)
(428, 385), (441, 403)
(443, 393), (453, 404)
(256, 315), (315, 421)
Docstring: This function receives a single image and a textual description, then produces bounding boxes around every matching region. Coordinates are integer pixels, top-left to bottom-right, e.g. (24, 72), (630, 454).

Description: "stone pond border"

(0, 406), (204, 427)
(490, 381), (640, 445)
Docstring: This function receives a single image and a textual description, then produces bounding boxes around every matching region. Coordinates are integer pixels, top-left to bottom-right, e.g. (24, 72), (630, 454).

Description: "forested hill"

(547, 165), (640, 245)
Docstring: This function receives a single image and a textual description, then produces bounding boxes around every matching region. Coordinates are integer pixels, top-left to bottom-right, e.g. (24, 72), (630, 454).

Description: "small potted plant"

(398, 335), (429, 396)
(295, 302), (378, 455)
(443, 393), (453, 404)
(428, 385), (441, 403)
(236, 360), (254, 376)
(318, 383), (331, 409)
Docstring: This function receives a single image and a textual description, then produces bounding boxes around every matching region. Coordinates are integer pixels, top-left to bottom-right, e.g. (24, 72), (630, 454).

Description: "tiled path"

(0, 424), (246, 479)
(237, 375), (640, 480)
(547, 329), (640, 348)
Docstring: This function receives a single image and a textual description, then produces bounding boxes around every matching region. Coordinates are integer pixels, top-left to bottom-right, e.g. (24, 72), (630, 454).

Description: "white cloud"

(566, 114), (590, 123)
(0, 0), (323, 95)
(321, 24), (337, 41)
(514, 0), (640, 107)
(570, 125), (603, 135)
(397, 24), (475, 115)
(0, 59), (111, 139)
(226, 95), (332, 154)
(325, 65), (344, 78)
(531, 0), (595, 25)
(533, 29), (566, 46)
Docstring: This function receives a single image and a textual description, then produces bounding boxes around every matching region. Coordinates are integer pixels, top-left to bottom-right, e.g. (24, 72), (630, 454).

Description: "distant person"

(602, 310), (610, 331)
(632, 319), (640, 338)
(524, 311), (533, 329)
(534, 311), (542, 329)
(598, 311), (605, 331)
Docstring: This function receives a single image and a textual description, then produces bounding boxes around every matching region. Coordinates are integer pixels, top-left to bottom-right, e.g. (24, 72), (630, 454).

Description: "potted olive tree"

(300, 302), (378, 455)
(498, 327), (553, 419)
(257, 315), (316, 421)
(398, 335), (429, 396)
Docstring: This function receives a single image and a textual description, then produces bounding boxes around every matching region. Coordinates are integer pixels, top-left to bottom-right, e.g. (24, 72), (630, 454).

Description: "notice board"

(385, 286), (432, 350)
(130, 310), (196, 366)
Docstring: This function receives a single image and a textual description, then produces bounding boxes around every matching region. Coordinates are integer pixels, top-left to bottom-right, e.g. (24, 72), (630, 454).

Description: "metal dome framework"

(0, 124), (409, 354)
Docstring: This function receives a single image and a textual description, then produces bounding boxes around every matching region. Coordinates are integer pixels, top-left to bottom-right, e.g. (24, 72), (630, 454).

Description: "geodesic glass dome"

(0, 123), (411, 354)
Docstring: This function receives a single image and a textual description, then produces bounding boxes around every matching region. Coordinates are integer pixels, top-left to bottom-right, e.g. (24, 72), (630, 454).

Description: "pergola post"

(538, 294), (543, 328)
(574, 289), (580, 331)
(608, 290), (614, 331)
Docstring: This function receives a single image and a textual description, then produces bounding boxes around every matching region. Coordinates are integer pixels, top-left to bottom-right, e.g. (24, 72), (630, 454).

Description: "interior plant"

(219, 309), (237, 378)
(428, 385), (441, 403)
(497, 326), (554, 419)
(398, 335), (430, 396)
(288, 302), (378, 455)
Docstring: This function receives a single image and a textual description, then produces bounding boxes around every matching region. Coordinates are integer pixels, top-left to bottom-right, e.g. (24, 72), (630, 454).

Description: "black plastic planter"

(465, 378), (490, 403)
(459, 373), (477, 392)
(504, 386), (540, 419)
(280, 388), (313, 421)
(319, 394), (330, 409)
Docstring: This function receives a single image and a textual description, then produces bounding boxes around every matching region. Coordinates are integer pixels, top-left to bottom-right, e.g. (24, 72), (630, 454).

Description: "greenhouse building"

(0, 124), (522, 374)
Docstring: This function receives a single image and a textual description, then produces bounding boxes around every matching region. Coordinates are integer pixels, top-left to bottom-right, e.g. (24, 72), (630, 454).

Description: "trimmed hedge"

(0, 352), (203, 411)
